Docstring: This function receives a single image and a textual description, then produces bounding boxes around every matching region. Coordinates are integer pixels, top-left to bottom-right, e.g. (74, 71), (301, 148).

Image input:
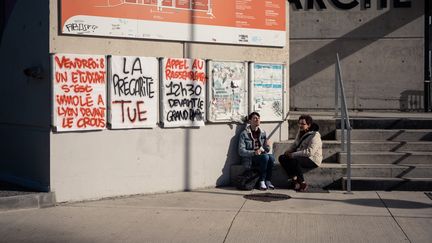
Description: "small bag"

(233, 169), (260, 190)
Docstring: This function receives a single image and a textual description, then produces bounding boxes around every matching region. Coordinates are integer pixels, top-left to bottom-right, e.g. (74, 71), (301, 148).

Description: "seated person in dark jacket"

(238, 112), (275, 190)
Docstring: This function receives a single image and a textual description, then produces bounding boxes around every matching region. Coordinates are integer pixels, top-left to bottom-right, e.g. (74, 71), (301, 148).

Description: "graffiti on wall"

(51, 53), (287, 131)
(109, 56), (158, 128)
(52, 54), (107, 131)
(161, 58), (206, 127)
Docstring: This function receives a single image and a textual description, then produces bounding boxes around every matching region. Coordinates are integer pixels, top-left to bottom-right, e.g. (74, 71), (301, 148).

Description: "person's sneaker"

(265, 180), (275, 190)
(298, 182), (308, 192)
(291, 177), (300, 190)
(259, 180), (267, 190)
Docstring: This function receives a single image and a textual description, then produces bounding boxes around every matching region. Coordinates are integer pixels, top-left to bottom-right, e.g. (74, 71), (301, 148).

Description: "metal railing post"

(346, 127), (352, 193)
(335, 63), (339, 117)
(341, 116), (346, 152)
(336, 53), (352, 193)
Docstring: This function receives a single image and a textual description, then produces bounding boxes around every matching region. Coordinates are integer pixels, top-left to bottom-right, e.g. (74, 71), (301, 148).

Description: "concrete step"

(338, 152), (432, 165)
(273, 141), (432, 161)
(230, 163), (432, 190)
(340, 177), (432, 191)
(288, 117), (432, 139)
(326, 141), (432, 153)
(346, 118), (432, 130)
(0, 192), (56, 211)
(336, 129), (432, 141)
(0, 180), (55, 211)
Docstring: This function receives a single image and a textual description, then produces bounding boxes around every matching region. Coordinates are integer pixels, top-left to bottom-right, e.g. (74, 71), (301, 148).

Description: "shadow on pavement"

(292, 197), (431, 209)
(244, 193), (291, 202)
(198, 187), (431, 209)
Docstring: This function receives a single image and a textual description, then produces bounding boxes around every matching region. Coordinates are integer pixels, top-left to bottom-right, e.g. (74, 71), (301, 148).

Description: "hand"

(255, 149), (262, 155)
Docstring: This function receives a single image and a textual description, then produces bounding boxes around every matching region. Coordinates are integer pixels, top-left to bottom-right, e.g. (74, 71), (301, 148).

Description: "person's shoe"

(259, 180), (267, 190)
(291, 177), (300, 190)
(265, 180), (275, 190)
(293, 182), (300, 191)
(298, 182), (308, 192)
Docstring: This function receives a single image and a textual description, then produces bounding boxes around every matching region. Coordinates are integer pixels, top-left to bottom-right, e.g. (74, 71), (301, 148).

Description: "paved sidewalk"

(0, 188), (431, 243)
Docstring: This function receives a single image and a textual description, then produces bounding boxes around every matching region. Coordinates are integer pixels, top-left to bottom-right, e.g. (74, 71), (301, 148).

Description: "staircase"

(230, 114), (432, 191)
(273, 117), (432, 191)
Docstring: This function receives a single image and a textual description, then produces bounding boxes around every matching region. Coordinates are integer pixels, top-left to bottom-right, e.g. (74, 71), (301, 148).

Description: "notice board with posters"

(52, 53), (107, 132)
(108, 55), (159, 129)
(207, 60), (248, 123)
(60, 0), (286, 47)
(249, 62), (285, 122)
(160, 57), (206, 127)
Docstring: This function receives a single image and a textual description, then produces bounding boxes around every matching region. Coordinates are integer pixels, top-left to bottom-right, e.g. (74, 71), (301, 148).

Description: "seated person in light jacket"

(238, 112), (275, 190)
(278, 114), (322, 192)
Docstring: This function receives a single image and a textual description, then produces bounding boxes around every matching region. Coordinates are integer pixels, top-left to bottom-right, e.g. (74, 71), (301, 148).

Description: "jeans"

(252, 154), (275, 181)
(278, 155), (317, 182)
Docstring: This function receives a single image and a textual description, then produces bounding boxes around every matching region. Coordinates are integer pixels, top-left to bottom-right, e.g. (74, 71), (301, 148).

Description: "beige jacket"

(286, 131), (323, 166)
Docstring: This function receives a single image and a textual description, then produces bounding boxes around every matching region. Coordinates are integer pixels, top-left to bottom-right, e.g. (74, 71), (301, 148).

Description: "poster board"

(249, 62), (284, 122)
(60, 0), (286, 47)
(160, 57), (206, 127)
(52, 53), (107, 131)
(207, 60), (248, 122)
(108, 56), (158, 129)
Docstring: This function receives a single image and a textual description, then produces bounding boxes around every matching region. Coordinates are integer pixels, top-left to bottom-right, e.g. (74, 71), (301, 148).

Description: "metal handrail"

(334, 53), (352, 193)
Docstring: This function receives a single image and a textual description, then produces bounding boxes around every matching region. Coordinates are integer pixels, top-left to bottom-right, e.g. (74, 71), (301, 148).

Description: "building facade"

(0, 0), (426, 202)
(0, 0), (289, 202)
(289, 0), (424, 111)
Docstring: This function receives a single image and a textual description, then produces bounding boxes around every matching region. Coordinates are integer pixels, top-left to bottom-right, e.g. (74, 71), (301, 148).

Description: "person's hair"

(248, 112), (260, 121)
(298, 114), (313, 125)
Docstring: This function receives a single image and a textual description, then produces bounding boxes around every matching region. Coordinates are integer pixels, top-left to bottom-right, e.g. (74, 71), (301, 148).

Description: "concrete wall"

(0, 0), (50, 191)
(289, 0), (424, 111)
(49, 0), (290, 202)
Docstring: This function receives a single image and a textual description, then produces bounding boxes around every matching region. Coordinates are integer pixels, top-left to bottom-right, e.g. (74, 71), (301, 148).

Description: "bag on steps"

(233, 169), (260, 190)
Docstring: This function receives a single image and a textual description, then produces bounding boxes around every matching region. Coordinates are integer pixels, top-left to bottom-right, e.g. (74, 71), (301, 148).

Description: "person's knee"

(264, 154), (275, 163)
(268, 155), (275, 164)
(269, 154), (275, 160)
(257, 154), (269, 162)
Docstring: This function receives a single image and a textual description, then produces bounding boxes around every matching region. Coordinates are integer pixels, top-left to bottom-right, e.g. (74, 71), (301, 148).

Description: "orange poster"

(61, 0), (286, 46)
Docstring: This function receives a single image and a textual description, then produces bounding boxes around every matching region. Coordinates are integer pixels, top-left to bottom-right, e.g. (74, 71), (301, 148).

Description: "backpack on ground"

(233, 169), (260, 190)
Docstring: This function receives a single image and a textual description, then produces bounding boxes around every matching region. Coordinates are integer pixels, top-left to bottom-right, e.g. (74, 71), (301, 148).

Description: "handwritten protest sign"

(109, 56), (158, 129)
(250, 63), (285, 121)
(207, 61), (248, 122)
(52, 53), (107, 131)
(161, 58), (206, 127)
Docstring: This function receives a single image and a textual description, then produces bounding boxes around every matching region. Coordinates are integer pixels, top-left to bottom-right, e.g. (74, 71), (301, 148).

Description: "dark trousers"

(252, 154), (275, 181)
(278, 155), (317, 182)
